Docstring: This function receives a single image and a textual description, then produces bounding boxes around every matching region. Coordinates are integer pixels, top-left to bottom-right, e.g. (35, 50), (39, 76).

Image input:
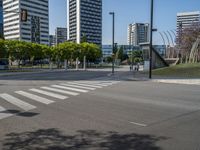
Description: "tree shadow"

(2, 128), (167, 150)
(0, 109), (39, 118)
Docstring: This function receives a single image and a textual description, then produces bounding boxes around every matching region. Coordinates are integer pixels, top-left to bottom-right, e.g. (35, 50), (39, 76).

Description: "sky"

(49, 0), (200, 45)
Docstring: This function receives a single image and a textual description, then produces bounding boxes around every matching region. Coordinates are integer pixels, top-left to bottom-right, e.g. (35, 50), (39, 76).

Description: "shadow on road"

(2, 128), (167, 150)
(0, 109), (39, 117)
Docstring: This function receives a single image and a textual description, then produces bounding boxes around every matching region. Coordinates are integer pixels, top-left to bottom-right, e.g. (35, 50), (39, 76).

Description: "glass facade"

(0, 0), (3, 38)
(68, 0), (102, 45)
(80, 0), (102, 45)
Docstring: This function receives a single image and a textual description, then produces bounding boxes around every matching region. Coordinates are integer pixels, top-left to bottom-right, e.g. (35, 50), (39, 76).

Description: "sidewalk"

(117, 70), (200, 85)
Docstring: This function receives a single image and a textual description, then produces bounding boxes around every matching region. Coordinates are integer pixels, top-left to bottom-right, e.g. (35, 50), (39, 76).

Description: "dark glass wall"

(0, 0), (3, 38)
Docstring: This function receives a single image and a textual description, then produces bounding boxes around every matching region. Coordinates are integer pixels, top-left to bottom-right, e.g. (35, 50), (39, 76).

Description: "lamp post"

(109, 12), (115, 74)
(178, 22), (182, 60)
(149, 0), (154, 79)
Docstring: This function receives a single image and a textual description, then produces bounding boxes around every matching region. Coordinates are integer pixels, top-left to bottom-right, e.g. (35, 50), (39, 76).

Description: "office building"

(177, 11), (200, 30)
(128, 23), (149, 46)
(67, 0), (102, 45)
(55, 27), (67, 45)
(3, 0), (49, 44)
(49, 35), (56, 47)
(102, 45), (140, 58)
(0, 0), (3, 38)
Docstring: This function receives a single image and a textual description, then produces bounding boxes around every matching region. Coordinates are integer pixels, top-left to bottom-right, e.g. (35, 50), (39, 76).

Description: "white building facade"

(128, 23), (149, 46)
(177, 11), (200, 30)
(3, 0), (49, 45)
(67, 0), (102, 45)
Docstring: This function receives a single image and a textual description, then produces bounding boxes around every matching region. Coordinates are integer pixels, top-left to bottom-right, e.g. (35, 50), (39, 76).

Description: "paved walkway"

(117, 69), (200, 86)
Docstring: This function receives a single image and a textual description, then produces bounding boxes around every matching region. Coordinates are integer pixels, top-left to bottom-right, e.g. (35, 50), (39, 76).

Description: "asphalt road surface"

(0, 70), (200, 150)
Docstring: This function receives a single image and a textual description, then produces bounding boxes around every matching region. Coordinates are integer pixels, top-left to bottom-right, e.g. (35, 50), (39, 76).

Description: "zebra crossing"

(0, 80), (120, 121)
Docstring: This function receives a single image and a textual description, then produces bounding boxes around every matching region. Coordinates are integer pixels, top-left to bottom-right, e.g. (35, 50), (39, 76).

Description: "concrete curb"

(152, 79), (200, 85)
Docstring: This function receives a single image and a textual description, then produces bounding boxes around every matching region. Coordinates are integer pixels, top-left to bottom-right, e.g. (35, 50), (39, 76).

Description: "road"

(0, 70), (200, 150)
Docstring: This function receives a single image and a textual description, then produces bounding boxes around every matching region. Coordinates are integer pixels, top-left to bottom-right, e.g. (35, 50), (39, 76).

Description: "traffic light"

(21, 9), (28, 22)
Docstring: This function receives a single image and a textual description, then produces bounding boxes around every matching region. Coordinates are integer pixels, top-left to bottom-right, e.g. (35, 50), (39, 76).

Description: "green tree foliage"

(106, 56), (113, 63)
(80, 33), (88, 43)
(116, 46), (124, 61)
(80, 42), (102, 62)
(0, 40), (101, 68)
(129, 50), (143, 63)
(0, 39), (7, 58)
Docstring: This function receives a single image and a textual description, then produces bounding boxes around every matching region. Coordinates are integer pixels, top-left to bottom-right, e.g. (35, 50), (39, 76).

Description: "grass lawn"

(153, 63), (200, 78)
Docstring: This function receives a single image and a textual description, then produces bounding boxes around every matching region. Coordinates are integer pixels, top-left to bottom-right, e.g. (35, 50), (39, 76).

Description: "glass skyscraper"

(67, 0), (102, 45)
(127, 23), (150, 46)
(0, 0), (3, 38)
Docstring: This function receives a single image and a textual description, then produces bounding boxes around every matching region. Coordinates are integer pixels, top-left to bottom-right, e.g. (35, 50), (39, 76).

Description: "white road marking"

(15, 91), (54, 105)
(73, 81), (112, 86)
(67, 82), (103, 88)
(75, 81), (114, 85)
(74, 81), (120, 86)
(30, 89), (68, 100)
(60, 84), (96, 90)
(51, 85), (88, 93)
(41, 87), (79, 96)
(130, 122), (147, 127)
(0, 106), (13, 120)
(0, 93), (36, 111)
(77, 83), (110, 87)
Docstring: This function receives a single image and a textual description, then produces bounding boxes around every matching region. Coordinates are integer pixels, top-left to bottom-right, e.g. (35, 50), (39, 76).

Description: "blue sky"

(49, 0), (200, 45)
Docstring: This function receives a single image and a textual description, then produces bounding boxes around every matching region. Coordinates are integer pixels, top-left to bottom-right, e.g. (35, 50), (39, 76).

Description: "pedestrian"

(134, 65), (137, 71)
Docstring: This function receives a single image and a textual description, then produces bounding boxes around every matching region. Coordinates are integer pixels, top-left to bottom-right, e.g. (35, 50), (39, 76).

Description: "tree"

(0, 39), (7, 59)
(106, 56), (113, 63)
(129, 50), (143, 64)
(116, 46), (124, 61)
(81, 33), (88, 43)
(42, 44), (53, 61)
(176, 22), (200, 63)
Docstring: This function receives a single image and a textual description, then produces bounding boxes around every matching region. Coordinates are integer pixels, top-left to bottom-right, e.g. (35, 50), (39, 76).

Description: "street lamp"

(109, 12), (115, 74)
(178, 22), (182, 59)
(149, 0), (154, 79)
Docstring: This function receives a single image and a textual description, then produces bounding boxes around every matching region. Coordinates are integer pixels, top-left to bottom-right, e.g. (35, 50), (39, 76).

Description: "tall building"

(49, 35), (56, 47)
(177, 11), (200, 30)
(67, 0), (102, 45)
(55, 27), (67, 45)
(127, 23), (149, 46)
(0, 0), (3, 38)
(3, 0), (49, 44)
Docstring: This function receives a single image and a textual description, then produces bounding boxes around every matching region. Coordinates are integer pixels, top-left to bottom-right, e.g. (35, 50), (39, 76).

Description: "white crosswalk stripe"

(60, 83), (96, 90)
(0, 106), (13, 120)
(73, 81), (111, 87)
(41, 87), (79, 96)
(0, 93), (36, 111)
(51, 85), (88, 93)
(66, 82), (103, 88)
(30, 89), (68, 100)
(0, 80), (120, 121)
(76, 81), (120, 85)
(75, 81), (114, 85)
(15, 91), (54, 105)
